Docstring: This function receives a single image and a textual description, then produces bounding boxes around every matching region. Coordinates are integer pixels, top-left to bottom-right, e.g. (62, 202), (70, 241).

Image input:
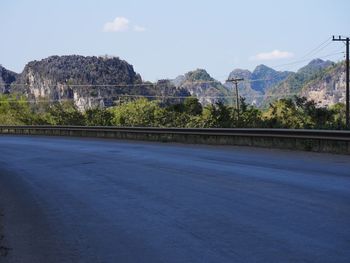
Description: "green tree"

(84, 108), (113, 126)
(237, 97), (263, 128)
(329, 103), (346, 129)
(0, 94), (34, 125)
(183, 97), (202, 115)
(263, 98), (307, 128)
(41, 101), (85, 125)
(195, 102), (233, 128)
(109, 98), (167, 127)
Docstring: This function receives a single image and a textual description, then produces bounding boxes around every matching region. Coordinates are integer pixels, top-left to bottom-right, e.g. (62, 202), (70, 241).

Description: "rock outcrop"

(172, 69), (229, 105)
(300, 62), (345, 107)
(0, 65), (18, 93)
(11, 55), (189, 110)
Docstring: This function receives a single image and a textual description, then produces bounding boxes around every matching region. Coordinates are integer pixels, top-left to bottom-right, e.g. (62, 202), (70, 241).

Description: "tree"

(294, 96), (335, 129)
(262, 96), (338, 129)
(41, 101), (85, 125)
(183, 97), (202, 115)
(236, 97), (263, 128)
(85, 108), (113, 126)
(196, 102), (233, 128)
(109, 98), (167, 127)
(329, 103), (346, 129)
(263, 98), (307, 128)
(0, 94), (34, 125)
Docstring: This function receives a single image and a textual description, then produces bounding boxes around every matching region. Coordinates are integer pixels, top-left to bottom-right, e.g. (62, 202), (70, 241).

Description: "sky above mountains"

(1, 0), (349, 82)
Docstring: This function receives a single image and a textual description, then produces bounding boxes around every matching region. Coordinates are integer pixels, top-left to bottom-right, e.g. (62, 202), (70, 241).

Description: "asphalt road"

(0, 135), (349, 263)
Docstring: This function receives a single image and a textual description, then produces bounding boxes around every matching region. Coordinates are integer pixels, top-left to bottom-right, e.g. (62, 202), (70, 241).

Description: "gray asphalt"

(0, 136), (349, 263)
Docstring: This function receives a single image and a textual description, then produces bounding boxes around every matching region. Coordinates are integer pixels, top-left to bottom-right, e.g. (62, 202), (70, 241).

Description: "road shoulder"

(0, 167), (76, 263)
(0, 208), (11, 259)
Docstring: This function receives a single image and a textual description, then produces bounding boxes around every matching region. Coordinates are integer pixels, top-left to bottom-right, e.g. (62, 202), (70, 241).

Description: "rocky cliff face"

(11, 55), (189, 110)
(0, 65), (18, 93)
(300, 62), (345, 107)
(263, 59), (335, 107)
(172, 69), (229, 105)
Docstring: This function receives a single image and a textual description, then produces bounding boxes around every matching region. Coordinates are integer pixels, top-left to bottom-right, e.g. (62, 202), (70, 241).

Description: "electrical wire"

(298, 37), (332, 60)
(269, 51), (344, 70)
(8, 79), (223, 87)
(4, 51), (343, 90)
(0, 88), (346, 104)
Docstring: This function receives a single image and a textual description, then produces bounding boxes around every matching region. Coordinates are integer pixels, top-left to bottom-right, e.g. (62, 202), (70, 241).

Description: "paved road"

(0, 136), (349, 263)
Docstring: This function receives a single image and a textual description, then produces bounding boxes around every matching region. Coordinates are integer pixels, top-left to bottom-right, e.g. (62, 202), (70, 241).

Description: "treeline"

(0, 94), (346, 129)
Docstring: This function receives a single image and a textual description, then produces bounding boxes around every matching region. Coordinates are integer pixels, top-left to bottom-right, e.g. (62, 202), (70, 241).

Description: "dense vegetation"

(0, 94), (346, 129)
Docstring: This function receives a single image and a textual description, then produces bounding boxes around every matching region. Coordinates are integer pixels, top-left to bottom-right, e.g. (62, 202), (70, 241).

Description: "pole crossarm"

(226, 78), (244, 84)
(332, 35), (348, 42)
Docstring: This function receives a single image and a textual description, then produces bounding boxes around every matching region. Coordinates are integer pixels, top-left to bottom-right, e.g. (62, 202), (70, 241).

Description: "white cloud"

(133, 25), (146, 32)
(103, 17), (146, 33)
(250, 50), (294, 61)
(103, 17), (130, 32)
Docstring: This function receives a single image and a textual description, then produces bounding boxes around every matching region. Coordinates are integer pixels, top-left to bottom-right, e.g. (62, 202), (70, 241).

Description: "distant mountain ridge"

(225, 64), (292, 106)
(251, 65), (291, 93)
(171, 69), (230, 105)
(0, 56), (346, 109)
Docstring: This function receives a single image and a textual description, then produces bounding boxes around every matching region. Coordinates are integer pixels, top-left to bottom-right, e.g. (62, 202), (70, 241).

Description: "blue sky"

(1, 0), (349, 81)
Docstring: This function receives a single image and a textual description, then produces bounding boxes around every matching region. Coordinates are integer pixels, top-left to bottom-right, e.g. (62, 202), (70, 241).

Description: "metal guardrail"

(1, 125), (349, 154)
(0, 125), (350, 141)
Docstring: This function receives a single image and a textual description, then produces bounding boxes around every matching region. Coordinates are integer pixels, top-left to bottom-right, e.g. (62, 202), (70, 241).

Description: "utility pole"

(333, 35), (349, 129)
(226, 78), (244, 121)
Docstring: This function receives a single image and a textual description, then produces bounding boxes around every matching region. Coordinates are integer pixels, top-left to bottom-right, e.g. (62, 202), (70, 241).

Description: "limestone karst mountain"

(0, 56), (346, 110)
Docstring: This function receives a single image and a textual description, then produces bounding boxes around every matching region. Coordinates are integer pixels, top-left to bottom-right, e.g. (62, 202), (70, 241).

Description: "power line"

(229, 51), (345, 85)
(217, 37), (336, 80)
(0, 89), (346, 103)
(298, 37), (332, 60)
(7, 79), (223, 87)
(8, 83), (156, 87)
(0, 51), (345, 94)
(270, 51), (344, 70)
(221, 49), (344, 82)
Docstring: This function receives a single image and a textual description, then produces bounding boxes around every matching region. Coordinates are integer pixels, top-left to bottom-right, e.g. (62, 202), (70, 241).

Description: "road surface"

(0, 135), (349, 263)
